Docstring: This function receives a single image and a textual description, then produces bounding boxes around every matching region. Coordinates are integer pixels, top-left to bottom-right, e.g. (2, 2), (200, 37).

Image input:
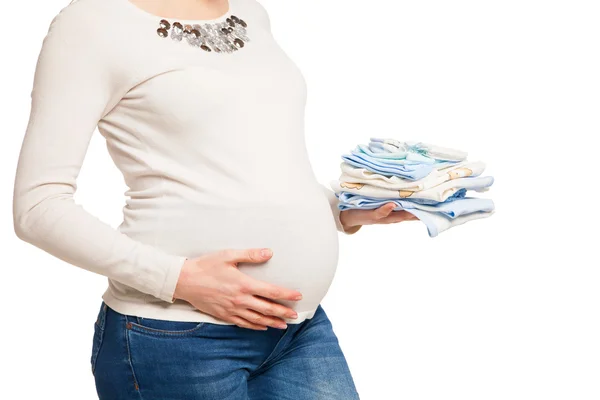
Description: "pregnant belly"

(126, 201), (340, 315)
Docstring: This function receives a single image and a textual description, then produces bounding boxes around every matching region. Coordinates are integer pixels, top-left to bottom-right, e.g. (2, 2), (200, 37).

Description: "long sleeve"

(12, 8), (187, 303)
(320, 184), (362, 235)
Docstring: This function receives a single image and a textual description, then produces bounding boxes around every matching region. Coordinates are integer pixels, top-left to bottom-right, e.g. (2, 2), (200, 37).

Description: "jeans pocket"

(91, 302), (107, 375)
(126, 315), (207, 337)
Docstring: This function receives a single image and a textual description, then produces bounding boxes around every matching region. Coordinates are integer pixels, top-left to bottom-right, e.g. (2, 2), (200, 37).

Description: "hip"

(90, 301), (359, 399)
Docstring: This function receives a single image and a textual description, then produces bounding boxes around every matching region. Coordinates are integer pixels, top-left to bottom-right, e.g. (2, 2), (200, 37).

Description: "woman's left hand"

(339, 202), (419, 234)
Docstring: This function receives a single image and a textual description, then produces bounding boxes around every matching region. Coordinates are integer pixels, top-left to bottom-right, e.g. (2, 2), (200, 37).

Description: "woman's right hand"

(172, 248), (302, 331)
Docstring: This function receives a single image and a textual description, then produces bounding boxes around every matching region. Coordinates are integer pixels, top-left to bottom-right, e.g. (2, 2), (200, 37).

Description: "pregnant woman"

(13, 0), (416, 398)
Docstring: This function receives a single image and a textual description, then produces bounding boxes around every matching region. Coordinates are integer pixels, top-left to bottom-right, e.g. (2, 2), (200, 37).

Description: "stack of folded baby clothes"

(330, 138), (495, 237)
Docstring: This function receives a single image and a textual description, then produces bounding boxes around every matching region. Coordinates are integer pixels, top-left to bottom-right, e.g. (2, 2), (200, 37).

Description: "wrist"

(340, 211), (362, 235)
(173, 258), (192, 301)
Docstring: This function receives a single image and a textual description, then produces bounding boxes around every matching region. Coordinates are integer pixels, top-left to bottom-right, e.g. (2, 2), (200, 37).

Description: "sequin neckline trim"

(156, 15), (250, 53)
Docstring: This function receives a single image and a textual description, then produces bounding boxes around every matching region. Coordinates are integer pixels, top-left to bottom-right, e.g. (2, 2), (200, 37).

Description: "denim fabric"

(91, 301), (360, 400)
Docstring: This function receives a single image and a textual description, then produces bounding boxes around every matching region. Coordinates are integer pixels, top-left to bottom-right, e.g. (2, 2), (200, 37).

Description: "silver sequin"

(170, 22), (183, 41)
(156, 15), (250, 53)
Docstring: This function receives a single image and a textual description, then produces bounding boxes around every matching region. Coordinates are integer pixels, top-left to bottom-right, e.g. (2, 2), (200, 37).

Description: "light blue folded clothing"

(405, 209), (494, 237)
(341, 150), (457, 180)
(337, 192), (495, 219)
(355, 144), (435, 163)
(336, 192), (495, 237)
(337, 188), (468, 206)
(335, 138), (493, 236)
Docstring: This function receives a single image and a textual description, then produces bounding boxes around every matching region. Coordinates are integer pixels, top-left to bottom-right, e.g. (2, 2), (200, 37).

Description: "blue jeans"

(91, 301), (360, 399)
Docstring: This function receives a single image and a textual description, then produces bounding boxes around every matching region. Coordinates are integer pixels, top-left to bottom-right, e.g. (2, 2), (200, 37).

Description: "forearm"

(13, 191), (187, 302)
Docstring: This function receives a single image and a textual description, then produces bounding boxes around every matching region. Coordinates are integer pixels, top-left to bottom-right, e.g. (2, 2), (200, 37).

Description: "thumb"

(373, 203), (396, 219)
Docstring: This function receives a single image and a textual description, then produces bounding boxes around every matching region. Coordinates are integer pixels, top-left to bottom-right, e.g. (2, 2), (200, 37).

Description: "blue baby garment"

(337, 192), (495, 219)
(341, 150), (457, 180)
(404, 209), (494, 237)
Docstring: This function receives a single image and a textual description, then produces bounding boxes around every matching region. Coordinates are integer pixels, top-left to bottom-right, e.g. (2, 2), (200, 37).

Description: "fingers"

(246, 279), (303, 302)
(228, 315), (269, 331)
(219, 248), (273, 264)
(234, 308), (289, 330)
(237, 294), (298, 321)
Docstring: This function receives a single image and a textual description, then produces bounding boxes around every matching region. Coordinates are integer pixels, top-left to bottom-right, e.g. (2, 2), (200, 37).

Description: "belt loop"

(97, 301), (108, 330)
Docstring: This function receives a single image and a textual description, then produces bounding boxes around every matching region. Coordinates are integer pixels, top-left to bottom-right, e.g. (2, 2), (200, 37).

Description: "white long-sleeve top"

(13, 0), (353, 324)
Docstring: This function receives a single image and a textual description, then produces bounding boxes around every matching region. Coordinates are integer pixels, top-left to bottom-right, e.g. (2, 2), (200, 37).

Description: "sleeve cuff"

(158, 255), (188, 303)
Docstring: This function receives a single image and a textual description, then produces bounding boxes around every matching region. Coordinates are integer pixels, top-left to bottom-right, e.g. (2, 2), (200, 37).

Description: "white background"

(1, 0), (598, 399)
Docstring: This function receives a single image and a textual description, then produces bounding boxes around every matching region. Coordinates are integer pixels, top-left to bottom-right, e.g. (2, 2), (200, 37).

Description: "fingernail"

(294, 294), (302, 300)
(278, 323), (288, 329)
(289, 313), (298, 319)
(261, 249), (272, 257)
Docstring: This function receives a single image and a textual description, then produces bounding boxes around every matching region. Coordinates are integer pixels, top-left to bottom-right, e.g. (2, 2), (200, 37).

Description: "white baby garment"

(369, 138), (468, 162)
(338, 160), (486, 192)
